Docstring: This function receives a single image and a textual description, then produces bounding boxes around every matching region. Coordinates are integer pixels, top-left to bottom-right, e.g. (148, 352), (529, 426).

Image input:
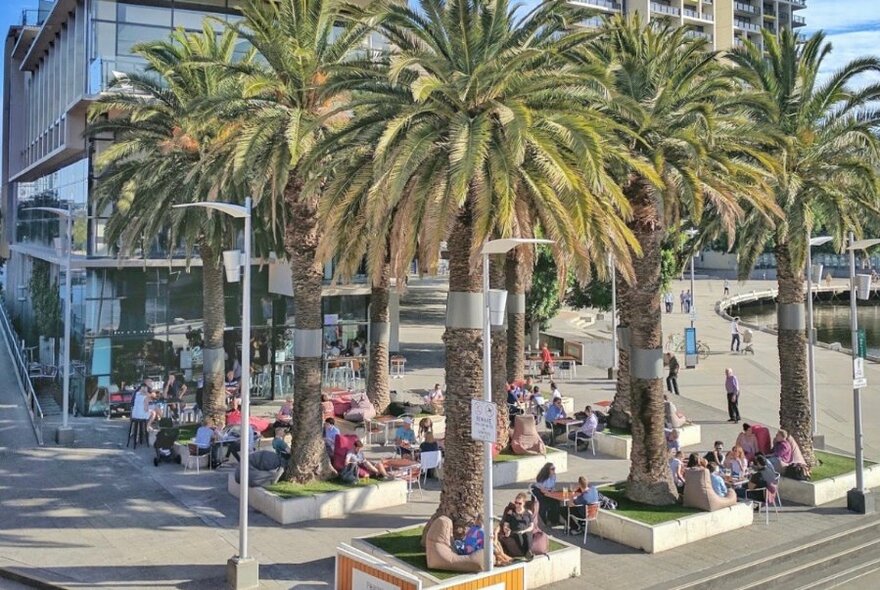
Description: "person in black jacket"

(704, 441), (725, 467)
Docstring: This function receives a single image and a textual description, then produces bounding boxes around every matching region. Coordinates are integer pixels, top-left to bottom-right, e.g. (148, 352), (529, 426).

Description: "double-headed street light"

(846, 235), (880, 514)
(806, 236), (833, 442)
(22, 207), (75, 445)
(480, 238), (552, 572)
(174, 198), (258, 587)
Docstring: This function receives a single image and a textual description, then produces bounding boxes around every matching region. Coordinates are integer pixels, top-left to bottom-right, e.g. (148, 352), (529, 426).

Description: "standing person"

(663, 292), (672, 313)
(666, 353), (680, 396)
(679, 290), (686, 313)
(725, 368), (741, 423)
(685, 290), (692, 313)
(723, 279), (730, 296)
(540, 342), (554, 381)
(730, 317), (741, 352)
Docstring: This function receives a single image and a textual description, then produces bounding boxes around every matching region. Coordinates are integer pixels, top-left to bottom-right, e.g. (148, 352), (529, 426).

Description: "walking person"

(666, 353), (680, 396)
(723, 279), (730, 296)
(679, 290), (686, 313)
(725, 368), (741, 423)
(730, 317), (741, 352)
(685, 290), (693, 313)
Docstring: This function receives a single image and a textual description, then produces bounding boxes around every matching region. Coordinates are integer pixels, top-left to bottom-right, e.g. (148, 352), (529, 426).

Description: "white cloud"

(804, 0), (880, 34)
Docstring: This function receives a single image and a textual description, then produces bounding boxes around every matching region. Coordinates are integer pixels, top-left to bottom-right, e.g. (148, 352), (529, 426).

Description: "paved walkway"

(0, 334), (38, 451)
(1, 276), (879, 589)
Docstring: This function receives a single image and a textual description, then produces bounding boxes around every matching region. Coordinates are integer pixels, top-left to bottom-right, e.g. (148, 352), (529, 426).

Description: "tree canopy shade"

(584, 15), (777, 504)
(730, 30), (880, 466)
(316, 0), (640, 525)
(86, 26), (257, 426)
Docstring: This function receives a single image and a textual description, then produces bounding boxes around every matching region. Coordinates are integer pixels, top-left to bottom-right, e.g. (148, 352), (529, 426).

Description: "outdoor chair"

(184, 443), (202, 473)
(391, 464), (422, 499)
(746, 483), (779, 525)
(558, 360), (576, 381)
(419, 450), (443, 485)
(574, 431), (596, 456)
(569, 502), (600, 544)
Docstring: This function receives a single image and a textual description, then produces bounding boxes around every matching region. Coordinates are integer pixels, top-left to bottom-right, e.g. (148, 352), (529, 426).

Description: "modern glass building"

(1, 1), (392, 416)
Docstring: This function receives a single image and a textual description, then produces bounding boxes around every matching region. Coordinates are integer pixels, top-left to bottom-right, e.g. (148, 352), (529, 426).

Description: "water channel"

(732, 300), (880, 357)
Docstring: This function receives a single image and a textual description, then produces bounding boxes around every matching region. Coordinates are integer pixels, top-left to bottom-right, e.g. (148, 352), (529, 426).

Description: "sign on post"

(854, 358), (865, 381)
(858, 329), (867, 359)
(684, 327), (698, 369)
(854, 377), (868, 390)
(471, 400), (497, 443)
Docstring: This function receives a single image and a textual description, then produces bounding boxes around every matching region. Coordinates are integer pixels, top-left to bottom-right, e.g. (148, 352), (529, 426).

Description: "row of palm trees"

(88, 0), (880, 519)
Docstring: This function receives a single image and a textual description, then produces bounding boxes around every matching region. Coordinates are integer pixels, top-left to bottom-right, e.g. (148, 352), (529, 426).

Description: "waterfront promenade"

(1, 277), (878, 589)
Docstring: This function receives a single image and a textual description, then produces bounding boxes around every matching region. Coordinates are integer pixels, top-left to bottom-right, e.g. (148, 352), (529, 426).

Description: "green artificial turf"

(604, 427), (632, 438)
(366, 526), (567, 581)
(598, 483), (700, 525)
(177, 424), (198, 441)
(493, 447), (561, 463)
(265, 479), (370, 499)
(811, 451), (876, 481)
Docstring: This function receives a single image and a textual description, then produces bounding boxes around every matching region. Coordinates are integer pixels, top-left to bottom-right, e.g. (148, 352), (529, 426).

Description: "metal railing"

(734, 2), (758, 14)
(572, 0), (622, 10)
(0, 301), (44, 445)
(651, 2), (681, 16)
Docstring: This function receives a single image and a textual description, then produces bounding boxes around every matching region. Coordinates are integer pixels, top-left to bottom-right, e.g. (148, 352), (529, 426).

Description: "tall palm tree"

(224, 0), (376, 483)
(585, 16), (775, 505)
(324, 0), (637, 526)
(87, 26), (253, 427)
(731, 30), (880, 467)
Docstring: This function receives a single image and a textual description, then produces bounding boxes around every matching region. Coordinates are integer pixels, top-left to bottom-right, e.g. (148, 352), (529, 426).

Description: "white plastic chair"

(558, 360), (575, 380)
(747, 484), (779, 525)
(184, 443), (202, 473)
(574, 431), (596, 455)
(419, 451), (443, 485)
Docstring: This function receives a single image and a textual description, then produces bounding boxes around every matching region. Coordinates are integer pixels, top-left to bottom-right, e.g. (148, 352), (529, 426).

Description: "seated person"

(453, 521), (484, 556)
(531, 387), (546, 418)
(533, 462), (560, 525)
(497, 521), (523, 558)
(328, 340), (341, 357)
(225, 371), (241, 410)
(666, 428), (681, 453)
(320, 393), (335, 420)
(664, 395), (687, 428)
(735, 423), (760, 461)
(272, 428), (291, 462)
(323, 417), (340, 456)
(704, 441), (726, 466)
(507, 385), (525, 416)
(767, 429), (793, 471)
(568, 405), (598, 447)
(543, 397), (568, 439)
(418, 417), (434, 442)
(344, 439), (390, 480)
(723, 444), (749, 479)
(274, 396), (294, 429)
(669, 450), (686, 493)
(394, 417), (417, 457)
(550, 382), (562, 401)
(686, 453), (706, 469)
(493, 524), (514, 566)
(163, 373), (187, 416)
(424, 383), (445, 405)
(193, 418), (221, 467)
(420, 431), (440, 453)
(224, 423), (257, 463)
(709, 463), (729, 498)
(503, 493), (536, 559)
(569, 476), (600, 533)
(738, 455), (770, 503)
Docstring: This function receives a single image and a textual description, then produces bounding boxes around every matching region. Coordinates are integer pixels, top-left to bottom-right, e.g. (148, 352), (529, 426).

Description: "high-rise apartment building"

(572, 0), (806, 50)
(1, 1), (384, 416)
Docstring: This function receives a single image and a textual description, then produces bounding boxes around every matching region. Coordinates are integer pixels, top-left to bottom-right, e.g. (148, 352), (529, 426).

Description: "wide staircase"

(0, 302), (44, 446)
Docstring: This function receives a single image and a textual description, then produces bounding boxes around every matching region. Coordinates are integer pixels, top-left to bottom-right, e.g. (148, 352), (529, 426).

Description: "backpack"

(594, 411), (608, 432)
(340, 462), (359, 485)
(785, 464), (811, 481)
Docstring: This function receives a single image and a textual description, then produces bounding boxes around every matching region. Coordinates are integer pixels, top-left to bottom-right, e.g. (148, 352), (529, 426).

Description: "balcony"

(650, 2), (680, 16)
(572, 0), (622, 11)
(734, 19), (762, 32)
(19, 9), (50, 28)
(684, 29), (713, 42)
(792, 14), (806, 27)
(734, 2), (758, 14)
(683, 8), (713, 21)
(790, 0), (806, 8)
(88, 57), (148, 96)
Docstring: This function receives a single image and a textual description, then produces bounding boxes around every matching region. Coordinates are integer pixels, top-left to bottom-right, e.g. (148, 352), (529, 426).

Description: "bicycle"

(673, 338), (710, 360)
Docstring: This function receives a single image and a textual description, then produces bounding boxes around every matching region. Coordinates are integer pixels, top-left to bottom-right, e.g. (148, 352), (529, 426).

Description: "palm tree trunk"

(505, 250), (526, 382)
(490, 256), (510, 449)
(199, 241), (227, 426)
(609, 278), (632, 430)
(625, 184), (677, 505)
(433, 196), (485, 528)
(284, 176), (334, 483)
(776, 240), (815, 467)
(367, 256), (391, 414)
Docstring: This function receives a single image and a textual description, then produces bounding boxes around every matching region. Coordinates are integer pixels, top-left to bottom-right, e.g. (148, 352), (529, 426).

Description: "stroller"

(153, 418), (181, 466)
(742, 329), (755, 355)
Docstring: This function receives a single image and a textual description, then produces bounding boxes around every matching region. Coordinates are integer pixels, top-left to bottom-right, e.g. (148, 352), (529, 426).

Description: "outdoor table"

(543, 489), (577, 534)
(365, 415), (405, 445)
(553, 418), (583, 447)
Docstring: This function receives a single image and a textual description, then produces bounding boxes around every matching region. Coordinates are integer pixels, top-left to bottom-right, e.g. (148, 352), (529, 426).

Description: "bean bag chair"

(331, 434), (369, 477)
(752, 425), (772, 455)
(234, 450), (284, 488)
(321, 400), (335, 420)
(425, 516), (483, 573)
(501, 501), (549, 555)
(344, 394), (376, 423)
(331, 394), (353, 417)
(682, 467), (737, 511)
(789, 436), (806, 467)
(510, 414), (546, 455)
(665, 400), (687, 428)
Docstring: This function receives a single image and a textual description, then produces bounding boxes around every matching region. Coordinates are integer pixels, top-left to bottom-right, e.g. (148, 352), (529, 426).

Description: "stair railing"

(0, 299), (44, 445)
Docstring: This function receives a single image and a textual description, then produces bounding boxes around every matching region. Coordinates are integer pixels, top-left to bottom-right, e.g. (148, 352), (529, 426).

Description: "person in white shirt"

(669, 450), (685, 492)
(730, 317), (741, 352)
(550, 382), (562, 400)
(723, 279), (730, 296)
(345, 439), (390, 479)
(568, 405), (598, 447)
(424, 383), (445, 404)
(323, 417), (341, 455)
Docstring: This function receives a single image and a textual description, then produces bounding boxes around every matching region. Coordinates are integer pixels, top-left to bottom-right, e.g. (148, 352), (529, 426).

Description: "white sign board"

(689, 311), (697, 322)
(854, 377), (868, 390)
(471, 400), (497, 443)
(855, 358), (865, 380)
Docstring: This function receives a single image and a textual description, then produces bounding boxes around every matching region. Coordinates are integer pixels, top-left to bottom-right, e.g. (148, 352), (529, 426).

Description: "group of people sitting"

(507, 378), (564, 420)
(191, 417), (259, 469)
(130, 377), (190, 432)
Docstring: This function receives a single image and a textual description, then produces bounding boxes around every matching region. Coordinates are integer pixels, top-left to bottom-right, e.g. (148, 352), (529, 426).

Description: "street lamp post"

(608, 253), (618, 379)
(806, 236), (833, 442)
(480, 238), (552, 572)
(846, 234), (878, 514)
(174, 198), (259, 587)
(686, 229), (698, 328)
(22, 207), (75, 445)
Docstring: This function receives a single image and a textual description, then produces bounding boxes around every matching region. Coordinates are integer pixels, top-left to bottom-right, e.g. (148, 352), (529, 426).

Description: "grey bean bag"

(235, 450), (284, 488)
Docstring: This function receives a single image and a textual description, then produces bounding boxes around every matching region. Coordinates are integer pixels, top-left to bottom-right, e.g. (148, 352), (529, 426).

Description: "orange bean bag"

(425, 516), (484, 573)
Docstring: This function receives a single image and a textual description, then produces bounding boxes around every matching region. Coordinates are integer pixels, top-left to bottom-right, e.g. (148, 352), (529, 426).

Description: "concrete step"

(36, 394), (62, 416)
(662, 516), (880, 590)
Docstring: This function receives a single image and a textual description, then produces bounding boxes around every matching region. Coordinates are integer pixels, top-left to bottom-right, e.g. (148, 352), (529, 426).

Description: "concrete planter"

(779, 460), (880, 506)
(227, 473), (408, 525)
(173, 442), (209, 469)
(353, 524), (581, 588)
(593, 424), (701, 459)
(590, 502), (754, 553)
(493, 448), (568, 487)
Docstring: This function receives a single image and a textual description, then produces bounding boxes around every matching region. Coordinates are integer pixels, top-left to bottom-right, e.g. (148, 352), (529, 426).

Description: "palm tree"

(87, 26), (253, 427)
(325, 0), (637, 526)
(224, 0), (376, 483)
(731, 30), (880, 467)
(586, 16), (774, 505)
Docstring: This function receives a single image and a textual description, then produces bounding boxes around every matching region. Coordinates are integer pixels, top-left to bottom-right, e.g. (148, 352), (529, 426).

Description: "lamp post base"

(226, 556), (259, 589)
(846, 489), (875, 514)
(55, 426), (75, 445)
(811, 434), (825, 450)
(607, 367), (618, 380)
